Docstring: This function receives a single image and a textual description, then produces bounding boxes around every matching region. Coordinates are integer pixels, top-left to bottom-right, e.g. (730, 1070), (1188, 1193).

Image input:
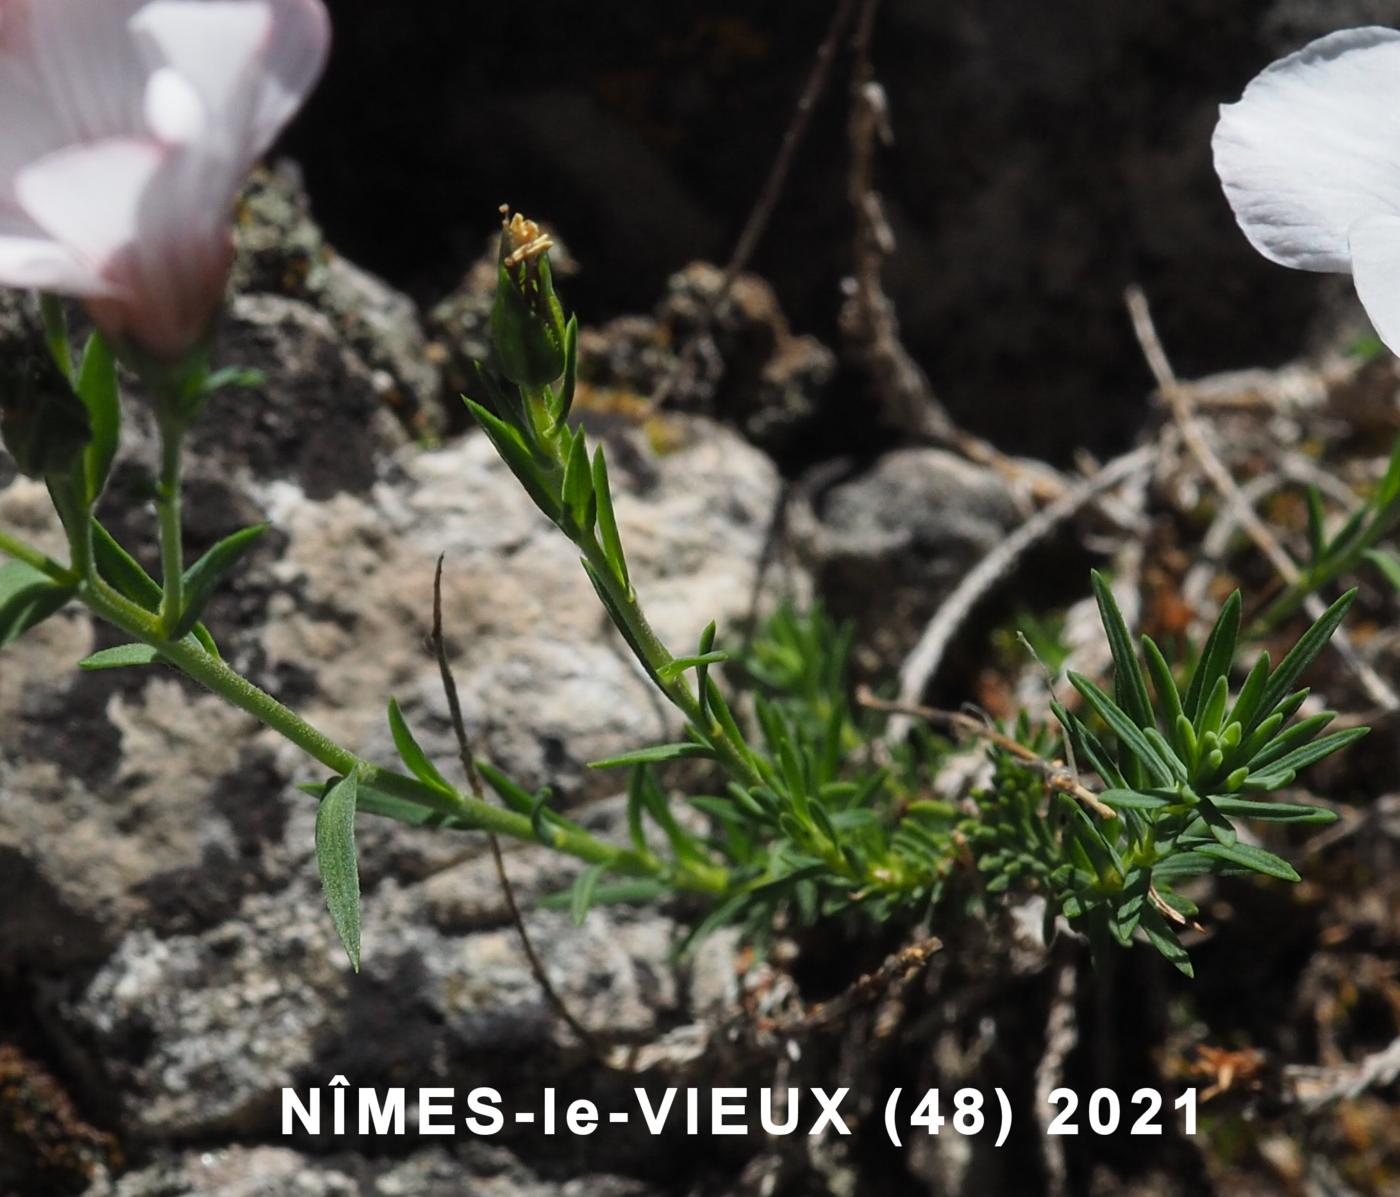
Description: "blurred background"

(288, 0), (1385, 461)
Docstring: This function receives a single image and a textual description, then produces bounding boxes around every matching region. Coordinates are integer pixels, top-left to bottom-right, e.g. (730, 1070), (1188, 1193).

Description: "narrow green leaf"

(1247, 726), (1368, 779)
(1140, 908), (1195, 977)
(1209, 796), (1338, 824)
(1372, 429), (1400, 511)
(1091, 570), (1152, 727)
(74, 331), (120, 506)
(561, 426), (594, 532)
(589, 742), (715, 769)
(657, 650), (729, 683)
(1198, 674), (1229, 737)
(1363, 547), (1400, 592)
(695, 620), (717, 723)
(0, 561), (74, 647)
(570, 862), (605, 926)
(1195, 839), (1299, 882)
(1098, 788), (1173, 813)
(1254, 589), (1357, 729)
(78, 643), (162, 670)
(1304, 485), (1326, 563)
(386, 698), (455, 795)
(463, 396), (560, 521)
(1197, 797), (1237, 847)
(1141, 635), (1184, 740)
(171, 523), (268, 640)
(315, 772), (362, 972)
(477, 760), (537, 814)
(1069, 673), (1176, 786)
(1245, 709), (1331, 770)
(1183, 591), (1241, 722)
(1223, 656), (1269, 742)
(626, 767), (649, 853)
(591, 448), (629, 590)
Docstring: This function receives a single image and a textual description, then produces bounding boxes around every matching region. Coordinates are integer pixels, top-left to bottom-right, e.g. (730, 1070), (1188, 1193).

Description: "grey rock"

(791, 448), (1019, 671)
(231, 164), (442, 434)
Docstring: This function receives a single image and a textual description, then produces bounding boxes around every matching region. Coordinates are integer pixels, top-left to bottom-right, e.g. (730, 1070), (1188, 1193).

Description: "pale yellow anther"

(499, 207), (554, 268)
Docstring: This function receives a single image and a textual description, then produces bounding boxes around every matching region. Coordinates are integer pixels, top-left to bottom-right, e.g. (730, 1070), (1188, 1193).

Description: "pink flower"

(0, 0), (329, 362)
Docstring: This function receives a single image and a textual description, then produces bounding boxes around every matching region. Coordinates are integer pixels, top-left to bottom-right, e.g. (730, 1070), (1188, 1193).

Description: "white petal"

(144, 65), (208, 144)
(24, 0), (151, 142)
(14, 140), (166, 273)
(131, 1), (272, 126)
(0, 226), (112, 295)
(246, 0), (330, 154)
(1349, 213), (1400, 353)
(1213, 27), (1400, 273)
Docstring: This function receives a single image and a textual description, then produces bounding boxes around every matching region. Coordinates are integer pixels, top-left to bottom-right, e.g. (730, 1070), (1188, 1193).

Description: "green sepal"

(315, 771), (363, 972)
(491, 255), (568, 388)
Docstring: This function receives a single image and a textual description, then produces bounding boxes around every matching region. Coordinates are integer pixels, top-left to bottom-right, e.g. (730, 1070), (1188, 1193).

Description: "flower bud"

(0, 345), (90, 479)
(490, 209), (569, 388)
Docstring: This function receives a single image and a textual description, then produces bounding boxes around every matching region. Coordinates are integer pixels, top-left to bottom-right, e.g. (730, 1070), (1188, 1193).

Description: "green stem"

(76, 575), (720, 892)
(155, 413), (184, 635)
(0, 527), (73, 583)
(578, 534), (766, 791)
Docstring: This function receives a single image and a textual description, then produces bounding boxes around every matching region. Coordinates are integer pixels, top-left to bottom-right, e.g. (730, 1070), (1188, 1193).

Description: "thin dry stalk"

(887, 443), (1156, 736)
(430, 556), (601, 1054)
(1124, 285), (1398, 712)
(858, 687), (1117, 819)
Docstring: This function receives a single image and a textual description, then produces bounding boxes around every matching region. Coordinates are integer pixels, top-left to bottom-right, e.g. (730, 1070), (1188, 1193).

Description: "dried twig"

(841, 0), (1061, 502)
(758, 935), (942, 1036)
(1285, 1033), (1400, 1109)
(887, 443), (1157, 736)
(430, 556), (601, 1054)
(1125, 285), (1399, 712)
(857, 687), (1116, 819)
(646, 0), (860, 413)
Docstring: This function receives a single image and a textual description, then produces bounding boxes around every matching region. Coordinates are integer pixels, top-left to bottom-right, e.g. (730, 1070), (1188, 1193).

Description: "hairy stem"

(73, 569), (704, 889)
(578, 531), (767, 792)
(154, 413), (184, 634)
